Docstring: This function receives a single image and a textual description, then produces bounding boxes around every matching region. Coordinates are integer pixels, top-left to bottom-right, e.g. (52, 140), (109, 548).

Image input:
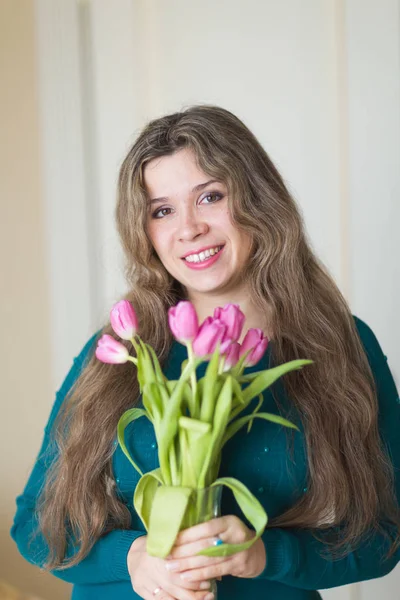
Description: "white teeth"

(184, 246), (222, 263)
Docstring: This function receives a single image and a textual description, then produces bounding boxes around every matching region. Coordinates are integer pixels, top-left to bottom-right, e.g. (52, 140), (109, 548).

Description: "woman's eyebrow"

(192, 179), (221, 192)
(148, 179), (222, 205)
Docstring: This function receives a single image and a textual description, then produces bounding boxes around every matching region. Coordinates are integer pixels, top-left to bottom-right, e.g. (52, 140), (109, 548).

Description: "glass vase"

(180, 485), (223, 599)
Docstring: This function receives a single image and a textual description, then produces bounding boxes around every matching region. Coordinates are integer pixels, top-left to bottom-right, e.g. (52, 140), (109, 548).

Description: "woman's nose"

(178, 210), (209, 241)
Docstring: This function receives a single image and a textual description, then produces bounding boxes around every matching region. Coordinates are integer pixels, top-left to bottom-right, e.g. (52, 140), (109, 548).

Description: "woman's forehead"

(143, 149), (217, 197)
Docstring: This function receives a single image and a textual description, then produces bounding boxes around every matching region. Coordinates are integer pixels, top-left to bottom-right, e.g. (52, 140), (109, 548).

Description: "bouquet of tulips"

(96, 300), (312, 559)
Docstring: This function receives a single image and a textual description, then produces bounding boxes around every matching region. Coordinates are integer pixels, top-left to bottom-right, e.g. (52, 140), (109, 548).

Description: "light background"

(1, 1), (399, 598)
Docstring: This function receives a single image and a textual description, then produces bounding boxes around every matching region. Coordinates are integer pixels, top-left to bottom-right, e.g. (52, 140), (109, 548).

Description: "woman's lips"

(182, 246), (224, 270)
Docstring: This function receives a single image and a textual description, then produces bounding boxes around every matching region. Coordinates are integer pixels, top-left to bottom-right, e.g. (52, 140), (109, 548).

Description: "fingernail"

(199, 581), (210, 590)
(165, 561), (179, 571)
(180, 573), (193, 581)
(204, 593), (214, 600)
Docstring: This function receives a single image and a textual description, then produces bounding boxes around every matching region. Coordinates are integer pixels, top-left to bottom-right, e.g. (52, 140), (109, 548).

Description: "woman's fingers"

(173, 515), (248, 549)
(169, 573), (212, 592)
(168, 536), (220, 560)
(148, 589), (175, 600)
(167, 554), (227, 575)
(140, 582), (174, 600)
(143, 580), (211, 600)
(165, 581), (213, 600)
(174, 516), (229, 546)
(179, 557), (235, 583)
(128, 534), (216, 600)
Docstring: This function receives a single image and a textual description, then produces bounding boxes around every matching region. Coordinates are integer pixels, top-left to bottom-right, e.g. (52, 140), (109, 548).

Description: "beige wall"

(0, 2), (69, 598)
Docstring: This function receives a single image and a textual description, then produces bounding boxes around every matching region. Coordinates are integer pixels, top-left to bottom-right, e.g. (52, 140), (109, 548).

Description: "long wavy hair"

(38, 105), (400, 569)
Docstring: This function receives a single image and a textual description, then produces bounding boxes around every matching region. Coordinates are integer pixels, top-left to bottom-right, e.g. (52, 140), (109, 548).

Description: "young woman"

(12, 105), (400, 600)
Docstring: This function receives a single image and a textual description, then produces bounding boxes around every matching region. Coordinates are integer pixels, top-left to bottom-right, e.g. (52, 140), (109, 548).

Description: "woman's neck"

(187, 288), (273, 343)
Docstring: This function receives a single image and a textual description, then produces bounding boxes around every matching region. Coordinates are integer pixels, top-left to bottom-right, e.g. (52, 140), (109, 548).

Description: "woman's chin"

(183, 276), (234, 297)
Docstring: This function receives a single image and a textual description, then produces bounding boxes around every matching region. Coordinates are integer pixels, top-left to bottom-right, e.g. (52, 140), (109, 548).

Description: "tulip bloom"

(213, 304), (245, 343)
(240, 328), (269, 366)
(110, 300), (138, 340)
(223, 342), (241, 371)
(168, 301), (199, 344)
(193, 318), (230, 357)
(95, 334), (130, 364)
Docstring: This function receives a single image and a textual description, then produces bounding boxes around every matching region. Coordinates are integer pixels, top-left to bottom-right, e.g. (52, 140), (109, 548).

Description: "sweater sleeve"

(10, 333), (146, 585)
(256, 316), (400, 589)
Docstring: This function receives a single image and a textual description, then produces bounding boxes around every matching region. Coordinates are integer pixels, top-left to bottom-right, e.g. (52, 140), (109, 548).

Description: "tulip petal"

(214, 304), (245, 342)
(95, 334), (129, 364)
(110, 300), (138, 340)
(168, 301), (199, 343)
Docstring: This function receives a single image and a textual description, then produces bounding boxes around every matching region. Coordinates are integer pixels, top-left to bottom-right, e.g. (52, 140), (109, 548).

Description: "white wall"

(347, 6), (400, 599)
(347, 0), (400, 388)
(34, 0), (400, 599)
(0, 2), (69, 598)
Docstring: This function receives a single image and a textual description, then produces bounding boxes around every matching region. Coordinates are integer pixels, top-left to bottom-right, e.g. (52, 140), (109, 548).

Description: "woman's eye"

(153, 206), (172, 219)
(200, 192), (223, 205)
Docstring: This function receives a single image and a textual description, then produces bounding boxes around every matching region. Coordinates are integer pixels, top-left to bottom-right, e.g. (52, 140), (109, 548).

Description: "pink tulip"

(95, 334), (130, 364)
(223, 342), (241, 371)
(110, 300), (138, 340)
(240, 328), (269, 366)
(192, 318), (230, 357)
(168, 301), (199, 344)
(213, 304), (245, 342)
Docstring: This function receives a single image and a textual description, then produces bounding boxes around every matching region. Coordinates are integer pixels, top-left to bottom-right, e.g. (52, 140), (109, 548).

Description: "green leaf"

(238, 373), (260, 383)
(135, 343), (145, 391)
(223, 411), (299, 446)
(169, 439), (179, 485)
(159, 358), (202, 483)
(178, 426), (190, 487)
(181, 381), (197, 417)
(231, 378), (244, 404)
(138, 339), (158, 386)
(247, 393), (263, 434)
(197, 477), (268, 557)
(199, 376), (233, 486)
(242, 360), (313, 404)
(117, 408), (149, 476)
(178, 416), (211, 434)
(134, 469), (164, 530)
(179, 417), (212, 486)
(147, 344), (166, 384)
(147, 486), (193, 557)
(166, 380), (178, 394)
(200, 348), (221, 423)
(211, 375), (233, 445)
(159, 381), (173, 410)
(142, 382), (163, 422)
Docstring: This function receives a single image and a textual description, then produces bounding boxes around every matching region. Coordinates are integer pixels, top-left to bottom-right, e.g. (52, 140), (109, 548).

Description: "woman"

(11, 105), (400, 600)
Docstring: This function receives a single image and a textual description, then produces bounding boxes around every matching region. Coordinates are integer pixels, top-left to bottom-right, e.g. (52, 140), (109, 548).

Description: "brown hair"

(38, 105), (400, 568)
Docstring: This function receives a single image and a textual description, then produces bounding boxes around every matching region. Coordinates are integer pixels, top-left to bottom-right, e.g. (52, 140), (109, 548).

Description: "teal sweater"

(11, 317), (400, 599)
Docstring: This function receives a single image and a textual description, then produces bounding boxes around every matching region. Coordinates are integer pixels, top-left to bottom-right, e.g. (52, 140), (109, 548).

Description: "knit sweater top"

(11, 316), (400, 599)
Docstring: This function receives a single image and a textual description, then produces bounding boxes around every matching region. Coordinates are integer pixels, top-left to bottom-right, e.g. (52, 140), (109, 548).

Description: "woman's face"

(144, 148), (253, 299)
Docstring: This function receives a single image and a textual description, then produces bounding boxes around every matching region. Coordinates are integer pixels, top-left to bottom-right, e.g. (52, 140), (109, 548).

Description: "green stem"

(187, 342), (198, 418)
(131, 335), (140, 353)
(169, 441), (179, 485)
(218, 356), (226, 375)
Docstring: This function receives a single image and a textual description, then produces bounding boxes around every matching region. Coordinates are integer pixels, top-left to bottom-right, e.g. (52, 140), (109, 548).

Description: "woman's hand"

(165, 515), (266, 582)
(127, 535), (215, 600)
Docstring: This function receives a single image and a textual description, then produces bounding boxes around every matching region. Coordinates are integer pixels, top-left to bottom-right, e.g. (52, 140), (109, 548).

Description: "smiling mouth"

(182, 245), (224, 263)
